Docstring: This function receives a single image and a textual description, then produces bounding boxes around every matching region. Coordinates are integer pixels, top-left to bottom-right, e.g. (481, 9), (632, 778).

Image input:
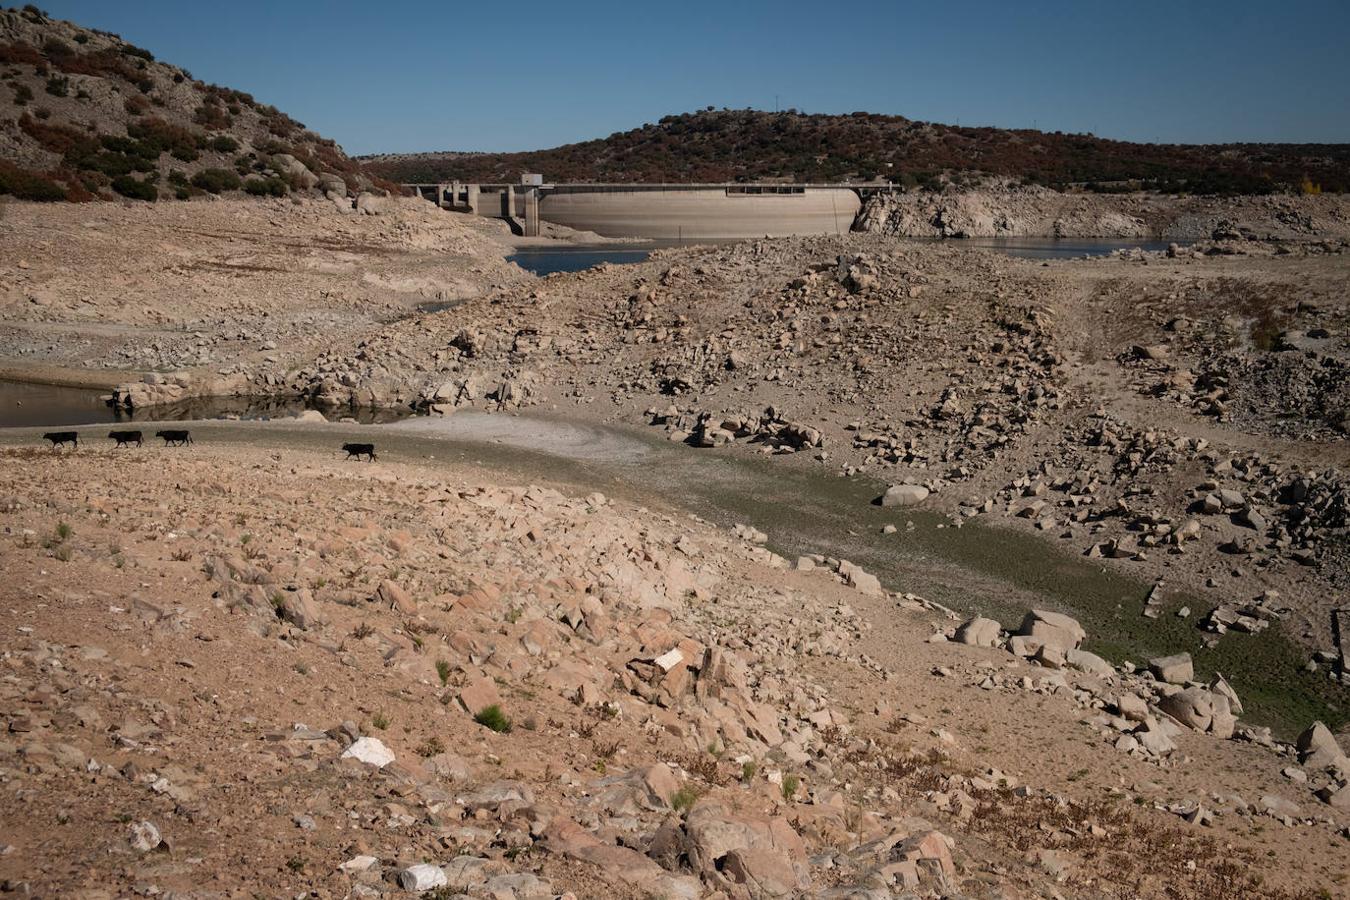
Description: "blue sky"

(32, 0), (1350, 155)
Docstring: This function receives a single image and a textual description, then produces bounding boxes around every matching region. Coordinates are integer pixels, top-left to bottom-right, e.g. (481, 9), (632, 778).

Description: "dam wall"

(536, 188), (863, 239)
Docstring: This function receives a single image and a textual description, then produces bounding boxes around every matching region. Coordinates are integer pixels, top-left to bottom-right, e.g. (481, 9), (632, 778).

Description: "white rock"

(341, 736), (395, 768)
(128, 820), (161, 853)
(653, 649), (685, 673)
(398, 863), (448, 892)
(339, 855), (379, 873)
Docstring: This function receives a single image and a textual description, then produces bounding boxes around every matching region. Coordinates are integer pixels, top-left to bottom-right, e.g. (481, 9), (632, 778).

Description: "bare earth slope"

(0, 437), (1346, 897)
(0, 196), (528, 398)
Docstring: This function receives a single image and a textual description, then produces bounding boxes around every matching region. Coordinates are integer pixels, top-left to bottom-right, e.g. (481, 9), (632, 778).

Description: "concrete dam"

(406, 182), (884, 240)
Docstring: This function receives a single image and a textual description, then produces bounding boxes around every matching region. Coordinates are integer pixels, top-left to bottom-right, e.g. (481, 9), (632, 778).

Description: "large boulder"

(1065, 648), (1114, 678)
(1158, 686), (1236, 739)
(878, 483), (929, 507)
(954, 616), (1002, 649)
(277, 586), (323, 630)
(1131, 716), (1177, 756)
(1016, 609), (1086, 651)
(683, 803), (809, 893)
(356, 191), (394, 215)
(1158, 686), (1214, 732)
(316, 171), (347, 194)
(1149, 652), (1194, 685)
(270, 153), (319, 189)
(1297, 721), (1348, 769)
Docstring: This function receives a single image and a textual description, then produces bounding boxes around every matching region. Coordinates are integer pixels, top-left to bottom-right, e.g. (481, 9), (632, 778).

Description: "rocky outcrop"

(857, 183), (1350, 241)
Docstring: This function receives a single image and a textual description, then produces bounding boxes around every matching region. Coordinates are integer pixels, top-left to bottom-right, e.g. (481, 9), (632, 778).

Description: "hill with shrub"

(364, 108), (1350, 195)
(0, 4), (388, 202)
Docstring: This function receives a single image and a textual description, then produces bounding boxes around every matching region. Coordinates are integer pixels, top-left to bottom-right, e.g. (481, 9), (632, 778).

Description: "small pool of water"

(0, 379), (406, 428)
(931, 237), (1181, 260)
(507, 245), (657, 276)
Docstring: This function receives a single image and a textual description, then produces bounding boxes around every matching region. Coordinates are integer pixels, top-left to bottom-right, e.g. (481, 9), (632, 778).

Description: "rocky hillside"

(0, 4), (387, 202)
(364, 108), (1350, 194)
(855, 179), (1350, 240)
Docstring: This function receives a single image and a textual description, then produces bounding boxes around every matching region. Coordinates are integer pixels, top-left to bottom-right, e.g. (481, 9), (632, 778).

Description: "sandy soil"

(0, 435), (1346, 897)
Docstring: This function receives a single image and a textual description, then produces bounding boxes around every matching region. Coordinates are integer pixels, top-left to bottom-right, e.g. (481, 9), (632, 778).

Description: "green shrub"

(0, 161), (67, 201)
(781, 773), (800, 801)
(127, 117), (202, 161)
(671, 786), (700, 812)
(435, 659), (451, 685)
(242, 175), (287, 197)
(473, 704), (512, 733)
(190, 168), (240, 194)
(44, 75), (68, 97)
(110, 175), (157, 201)
(12, 83), (34, 105)
(208, 134), (238, 153)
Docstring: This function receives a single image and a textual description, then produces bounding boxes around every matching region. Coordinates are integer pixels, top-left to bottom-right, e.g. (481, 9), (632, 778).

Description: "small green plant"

(240, 533), (252, 544)
(435, 659), (451, 685)
(55, 521), (71, 541)
(286, 855), (304, 873)
(741, 760), (758, 781)
(371, 711), (390, 730)
(170, 547), (192, 562)
(293, 663), (309, 676)
(671, 786), (700, 813)
(781, 774), (800, 801)
(505, 607), (522, 624)
(352, 622), (374, 639)
(474, 705), (512, 733)
(53, 545), (71, 562)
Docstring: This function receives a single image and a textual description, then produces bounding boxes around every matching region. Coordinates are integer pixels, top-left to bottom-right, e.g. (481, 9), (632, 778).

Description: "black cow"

(342, 442), (377, 462)
(43, 431), (79, 449)
(156, 429), (193, 446)
(109, 429), (143, 448)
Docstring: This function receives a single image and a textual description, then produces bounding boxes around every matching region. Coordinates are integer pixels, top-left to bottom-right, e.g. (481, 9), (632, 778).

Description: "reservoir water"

(507, 245), (660, 275)
(0, 379), (405, 428)
(508, 237), (1183, 276)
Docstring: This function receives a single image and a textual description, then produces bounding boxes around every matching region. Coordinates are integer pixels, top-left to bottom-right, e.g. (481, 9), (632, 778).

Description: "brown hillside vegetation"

(0, 4), (390, 202)
(364, 108), (1350, 194)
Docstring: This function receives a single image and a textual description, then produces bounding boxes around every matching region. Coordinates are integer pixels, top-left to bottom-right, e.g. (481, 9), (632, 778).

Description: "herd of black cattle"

(38, 430), (378, 461)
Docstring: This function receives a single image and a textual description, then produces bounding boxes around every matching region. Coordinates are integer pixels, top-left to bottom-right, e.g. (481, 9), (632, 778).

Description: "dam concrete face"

(536, 188), (863, 239)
